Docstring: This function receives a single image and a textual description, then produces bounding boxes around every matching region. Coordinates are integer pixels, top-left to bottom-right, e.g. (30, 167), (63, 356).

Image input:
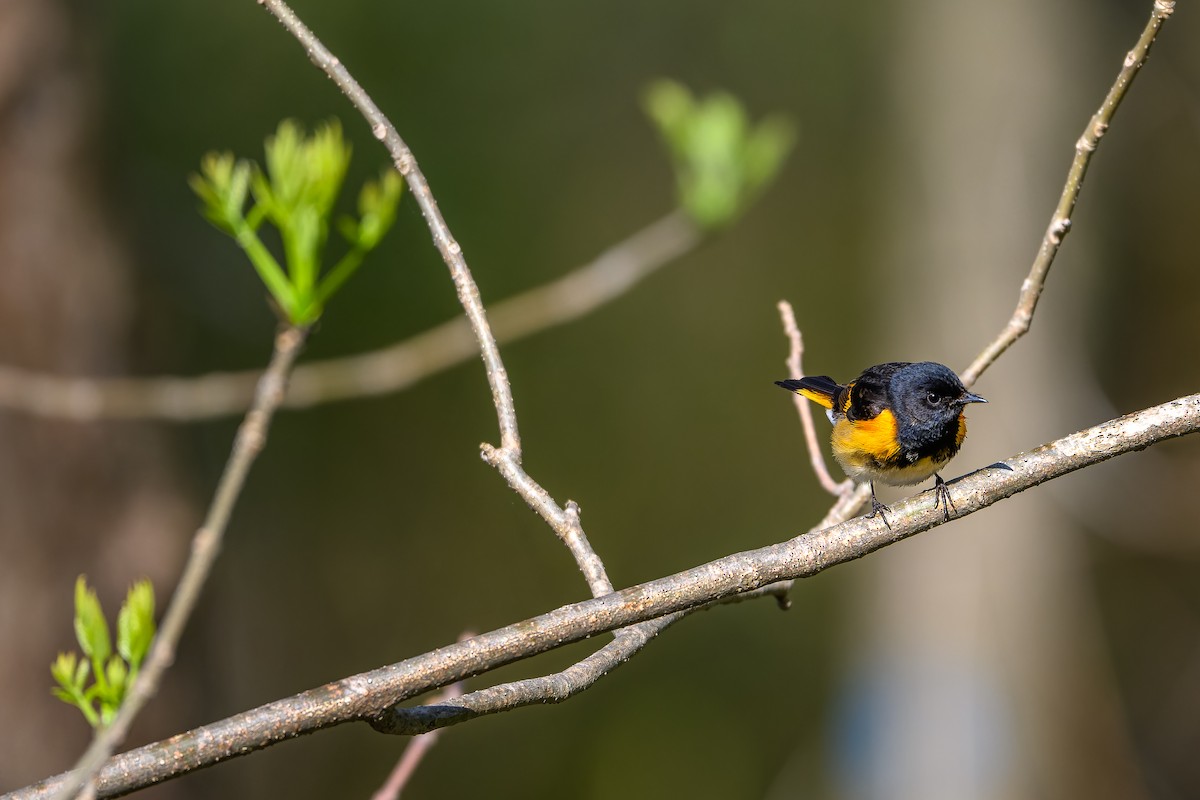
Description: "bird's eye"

(926, 391), (943, 405)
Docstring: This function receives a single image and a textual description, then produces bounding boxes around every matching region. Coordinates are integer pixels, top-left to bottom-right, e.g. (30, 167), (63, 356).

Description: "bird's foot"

(866, 486), (892, 529)
(931, 473), (955, 521)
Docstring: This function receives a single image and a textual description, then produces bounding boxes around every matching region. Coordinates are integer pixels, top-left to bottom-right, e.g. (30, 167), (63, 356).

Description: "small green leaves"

(74, 576), (112, 667)
(117, 579), (155, 670)
(190, 119), (404, 326)
(643, 79), (795, 229)
(255, 119), (351, 225)
(51, 652), (97, 727)
(52, 576), (157, 729)
(346, 169), (404, 251)
(189, 153), (252, 236)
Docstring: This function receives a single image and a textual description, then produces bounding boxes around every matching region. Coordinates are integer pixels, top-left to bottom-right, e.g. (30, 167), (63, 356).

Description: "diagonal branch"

(10, 393), (1200, 800)
(0, 211), (698, 421)
(776, 300), (851, 496)
(370, 638), (469, 800)
(254, 0), (673, 755)
(48, 326), (309, 800)
(370, 581), (792, 736)
(260, 0), (519, 450)
(258, 0), (613, 601)
(960, 0), (1175, 387)
(370, 681), (463, 800)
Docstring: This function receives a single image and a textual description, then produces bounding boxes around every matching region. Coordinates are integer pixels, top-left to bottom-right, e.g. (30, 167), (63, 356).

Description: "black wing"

(843, 362), (910, 421)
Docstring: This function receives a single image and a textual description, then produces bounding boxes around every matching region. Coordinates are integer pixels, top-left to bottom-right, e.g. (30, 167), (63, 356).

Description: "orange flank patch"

(832, 409), (901, 476)
(796, 386), (834, 409)
(830, 409), (946, 486)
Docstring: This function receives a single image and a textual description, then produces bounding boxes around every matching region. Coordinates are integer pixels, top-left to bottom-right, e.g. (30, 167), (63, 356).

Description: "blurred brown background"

(1, 1), (1198, 798)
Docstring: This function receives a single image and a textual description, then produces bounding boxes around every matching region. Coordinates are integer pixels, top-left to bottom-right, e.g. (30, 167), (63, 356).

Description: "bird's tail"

(774, 376), (839, 409)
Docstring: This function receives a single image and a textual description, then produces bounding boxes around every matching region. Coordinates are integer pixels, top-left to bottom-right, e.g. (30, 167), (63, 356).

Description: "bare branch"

(254, 0), (679, 748)
(370, 581), (791, 737)
(11, 393), (1200, 800)
(960, 0), (1175, 386)
(0, 212), (697, 421)
(371, 621), (679, 736)
(259, 0), (522, 451)
(479, 447), (615, 594)
(48, 326), (309, 800)
(776, 300), (852, 496)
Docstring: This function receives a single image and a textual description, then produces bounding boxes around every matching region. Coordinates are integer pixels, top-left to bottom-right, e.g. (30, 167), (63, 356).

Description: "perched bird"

(776, 362), (987, 523)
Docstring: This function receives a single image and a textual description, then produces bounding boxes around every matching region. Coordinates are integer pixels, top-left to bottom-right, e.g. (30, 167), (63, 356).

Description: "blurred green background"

(2, 1), (1199, 798)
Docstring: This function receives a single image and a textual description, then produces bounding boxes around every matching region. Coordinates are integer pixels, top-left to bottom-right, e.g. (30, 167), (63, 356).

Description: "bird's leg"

(931, 473), (955, 521)
(866, 482), (891, 528)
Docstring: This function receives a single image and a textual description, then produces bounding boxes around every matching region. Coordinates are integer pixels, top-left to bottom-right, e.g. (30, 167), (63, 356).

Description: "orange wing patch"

(796, 386), (835, 409)
(838, 381), (856, 414)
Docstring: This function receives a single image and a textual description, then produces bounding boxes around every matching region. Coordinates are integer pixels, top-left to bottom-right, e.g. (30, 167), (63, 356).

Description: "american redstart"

(775, 361), (987, 523)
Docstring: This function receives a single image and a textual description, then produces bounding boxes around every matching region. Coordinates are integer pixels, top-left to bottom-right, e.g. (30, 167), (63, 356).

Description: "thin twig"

(261, 0), (520, 450)
(258, 0), (617, 594)
(959, 0), (1175, 387)
(370, 581), (791, 736)
(776, 300), (851, 496)
(11, 393), (1200, 800)
(479, 446), (615, 593)
(371, 622), (678, 736)
(49, 326), (309, 800)
(258, 3), (711, 777)
(0, 212), (698, 421)
(254, 2), (710, 757)
(370, 660), (468, 800)
(255, 0), (678, 759)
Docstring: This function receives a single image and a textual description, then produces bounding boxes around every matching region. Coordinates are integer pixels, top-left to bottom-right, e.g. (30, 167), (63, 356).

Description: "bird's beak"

(962, 392), (988, 405)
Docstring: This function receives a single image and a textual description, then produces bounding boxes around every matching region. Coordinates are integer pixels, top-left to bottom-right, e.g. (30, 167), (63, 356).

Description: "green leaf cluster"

(643, 80), (795, 229)
(51, 576), (156, 729)
(189, 119), (404, 325)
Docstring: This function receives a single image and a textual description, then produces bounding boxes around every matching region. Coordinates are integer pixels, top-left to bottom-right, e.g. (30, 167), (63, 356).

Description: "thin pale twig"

(960, 0), (1175, 387)
(370, 655), (468, 800)
(254, 0), (675, 756)
(370, 582), (792, 736)
(261, 0), (520, 450)
(49, 326), (309, 800)
(775, 300), (851, 496)
(0, 212), (698, 421)
(259, 0), (617, 596)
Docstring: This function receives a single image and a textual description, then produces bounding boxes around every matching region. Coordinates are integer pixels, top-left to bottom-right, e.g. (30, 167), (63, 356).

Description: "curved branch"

(776, 300), (852, 496)
(0, 211), (698, 421)
(370, 581), (790, 737)
(960, 0), (1175, 386)
(47, 327), (309, 800)
(259, 0), (522, 450)
(11, 393), (1199, 800)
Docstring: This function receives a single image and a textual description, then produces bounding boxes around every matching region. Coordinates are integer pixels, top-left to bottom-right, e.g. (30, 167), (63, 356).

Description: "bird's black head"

(889, 362), (986, 445)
